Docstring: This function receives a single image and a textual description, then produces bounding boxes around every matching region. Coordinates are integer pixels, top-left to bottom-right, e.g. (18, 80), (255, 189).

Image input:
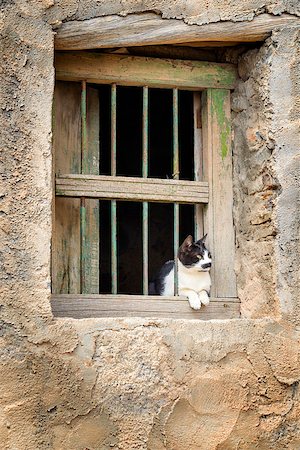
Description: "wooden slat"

(56, 174), (209, 204)
(55, 52), (237, 90)
(83, 87), (100, 294)
(193, 92), (204, 239)
(51, 295), (240, 320)
(202, 89), (237, 298)
(54, 12), (300, 50)
(52, 81), (81, 294)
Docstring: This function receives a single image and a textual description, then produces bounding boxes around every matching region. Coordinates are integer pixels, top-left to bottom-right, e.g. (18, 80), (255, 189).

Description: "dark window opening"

(98, 85), (194, 180)
(99, 201), (194, 294)
(95, 85), (196, 294)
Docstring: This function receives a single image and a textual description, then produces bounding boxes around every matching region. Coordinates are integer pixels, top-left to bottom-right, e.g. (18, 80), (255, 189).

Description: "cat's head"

(178, 235), (212, 271)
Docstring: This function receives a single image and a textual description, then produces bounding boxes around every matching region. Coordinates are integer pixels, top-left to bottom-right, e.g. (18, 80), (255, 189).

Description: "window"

(51, 51), (239, 320)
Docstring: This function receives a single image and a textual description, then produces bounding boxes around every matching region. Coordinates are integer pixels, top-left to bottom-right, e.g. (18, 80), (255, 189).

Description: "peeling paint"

(211, 89), (231, 160)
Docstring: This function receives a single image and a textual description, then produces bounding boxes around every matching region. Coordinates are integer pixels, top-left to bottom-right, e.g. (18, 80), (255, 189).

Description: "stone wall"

(232, 44), (280, 319)
(0, 1), (299, 449)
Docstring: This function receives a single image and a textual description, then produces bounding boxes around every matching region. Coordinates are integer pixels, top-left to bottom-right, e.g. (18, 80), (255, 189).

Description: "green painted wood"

(202, 89), (237, 298)
(55, 52), (238, 90)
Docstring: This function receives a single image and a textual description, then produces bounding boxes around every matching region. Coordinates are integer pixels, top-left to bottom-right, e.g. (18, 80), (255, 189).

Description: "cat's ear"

(181, 235), (193, 249)
(196, 234), (207, 244)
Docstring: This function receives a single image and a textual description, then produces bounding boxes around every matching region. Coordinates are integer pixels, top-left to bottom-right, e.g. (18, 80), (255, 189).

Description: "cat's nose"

(202, 263), (211, 269)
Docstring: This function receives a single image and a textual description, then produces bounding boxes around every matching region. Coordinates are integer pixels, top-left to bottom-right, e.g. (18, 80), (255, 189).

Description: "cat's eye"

(208, 252), (211, 258)
(197, 255), (202, 259)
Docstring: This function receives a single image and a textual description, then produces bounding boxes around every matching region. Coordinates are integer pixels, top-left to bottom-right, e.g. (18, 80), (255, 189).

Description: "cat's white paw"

(188, 295), (201, 310)
(180, 290), (202, 310)
(198, 291), (210, 306)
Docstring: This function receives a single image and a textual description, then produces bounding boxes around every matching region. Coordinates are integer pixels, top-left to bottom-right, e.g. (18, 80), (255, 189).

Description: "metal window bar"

(173, 88), (179, 296)
(79, 84), (195, 297)
(80, 80), (87, 294)
(142, 86), (149, 295)
(193, 92), (204, 240)
(111, 84), (117, 294)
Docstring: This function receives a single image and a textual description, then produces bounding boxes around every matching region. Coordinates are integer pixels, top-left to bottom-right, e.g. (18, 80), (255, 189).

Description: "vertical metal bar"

(173, 203), (179, 296)
(142, 86), (149, 295)
(111, 84), (117, 177)
(173, 88), (179, 296)
(80, 80), (87, 293)
(80, 198), (86, 293)
(111, 84), (117, 294)
(193, 92), (204, 240)
(81, 81), (88, 173)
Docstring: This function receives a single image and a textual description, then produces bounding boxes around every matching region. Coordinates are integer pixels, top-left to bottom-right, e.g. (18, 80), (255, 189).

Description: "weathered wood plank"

(51, 295), (240, 320)
(202, 90), (215, 295)
(54, 13), (300, 50)
(51, 294), (239, 303)
(202, 89), (237, 298)
(193, 92), (204, 239)
(52, 81), (81, 294)
(55, 52), (237, 90)
(82, 87), (100, 294)
(56, 174), (209, 204)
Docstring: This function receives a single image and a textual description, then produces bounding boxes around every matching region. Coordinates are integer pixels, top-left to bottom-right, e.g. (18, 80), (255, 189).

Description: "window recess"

(51, 52), (239, 320)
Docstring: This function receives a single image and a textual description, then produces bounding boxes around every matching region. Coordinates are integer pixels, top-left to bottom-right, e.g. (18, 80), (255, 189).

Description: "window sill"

(51, 294), (240, 320)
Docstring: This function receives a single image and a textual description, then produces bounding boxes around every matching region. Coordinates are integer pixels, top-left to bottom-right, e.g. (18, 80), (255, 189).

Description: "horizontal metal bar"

(56, 175), (209, 203)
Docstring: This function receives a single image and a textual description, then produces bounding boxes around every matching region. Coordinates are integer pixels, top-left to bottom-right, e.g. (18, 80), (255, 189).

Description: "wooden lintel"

(56, 174), (209, 204)
(51, 294), (240, 320)
(55, 52), (237, 90)
(54, 13), (299, 50)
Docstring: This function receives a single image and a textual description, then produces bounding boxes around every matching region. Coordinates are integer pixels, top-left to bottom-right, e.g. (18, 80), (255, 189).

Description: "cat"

(149, 235), (212, 310)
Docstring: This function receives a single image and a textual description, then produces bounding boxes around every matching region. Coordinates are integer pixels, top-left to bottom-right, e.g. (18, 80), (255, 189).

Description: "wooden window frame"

(51, 51), (239, 320)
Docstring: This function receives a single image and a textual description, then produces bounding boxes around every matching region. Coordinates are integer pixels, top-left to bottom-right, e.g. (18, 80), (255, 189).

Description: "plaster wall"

(0, 1), (299, 449)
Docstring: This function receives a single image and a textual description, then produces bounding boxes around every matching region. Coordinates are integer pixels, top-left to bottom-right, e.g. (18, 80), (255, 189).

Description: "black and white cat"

(149, 235), (212, 310)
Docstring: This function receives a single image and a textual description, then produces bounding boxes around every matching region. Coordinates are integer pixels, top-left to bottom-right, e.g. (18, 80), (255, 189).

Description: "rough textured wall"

(44, 0), (300, 24)
(0, 1), (299, 449)
(232, 44), (280, 319)
(231, 27), (299, 320)
(270, 27), (300, 324)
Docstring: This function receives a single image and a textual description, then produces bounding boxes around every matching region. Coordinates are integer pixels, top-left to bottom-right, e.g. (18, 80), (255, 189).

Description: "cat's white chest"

(179, 270), (211, 293)
(162, 263), (211, 296)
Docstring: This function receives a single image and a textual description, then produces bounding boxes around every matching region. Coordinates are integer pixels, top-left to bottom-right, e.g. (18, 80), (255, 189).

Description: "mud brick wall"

(0, 1), (299, 448)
